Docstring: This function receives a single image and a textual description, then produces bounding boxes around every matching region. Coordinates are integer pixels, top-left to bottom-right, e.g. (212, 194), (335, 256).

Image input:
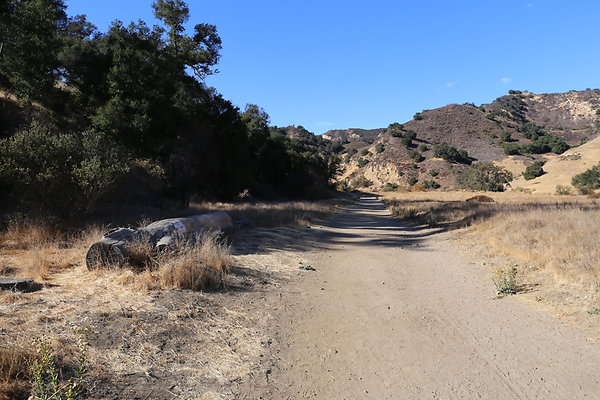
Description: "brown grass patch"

(0, 344), (34, 400)
(154, 231), (231, 291)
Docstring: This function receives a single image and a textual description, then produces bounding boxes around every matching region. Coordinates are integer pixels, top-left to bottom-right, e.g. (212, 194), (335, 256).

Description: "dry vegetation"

(382, 190), (600, 337)
(0, 199), (338, 399)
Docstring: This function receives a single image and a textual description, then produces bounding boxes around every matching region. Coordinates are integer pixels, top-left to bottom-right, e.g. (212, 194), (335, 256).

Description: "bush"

(357, 158), (369, 168)
(375, 143), (384, 153)
(493, 265), (518, 295)
(407, 176), (418, 186)
(433, 142), (471, 164)
(428, 169), (439, 177)
(502, 143), (521, 155)
(409, 150), (424, 162)
(419, 144), (429, 152)
(350, 176), (372, 188)
(360, 149), (371, 156)
(456, 162), (513, 192)
(422, 180), (440, 190)
(523, 161), (545, 180)
(386, 122), (404, 137)
(0, 121), (129, 215)
(555, 185), (573, 195)
(413, 112), (424, 120)
(571, 165), (600, 191)
(500, 132), (513, 142)
(381, 182), (399, 192)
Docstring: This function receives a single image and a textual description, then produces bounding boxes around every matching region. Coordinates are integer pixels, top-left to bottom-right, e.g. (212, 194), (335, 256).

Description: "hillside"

(511, 134), (600, 194)
(327, 89), (600, 191)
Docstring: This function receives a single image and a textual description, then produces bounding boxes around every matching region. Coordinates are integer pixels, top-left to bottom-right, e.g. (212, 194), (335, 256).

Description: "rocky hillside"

(326, 89), (600, 191)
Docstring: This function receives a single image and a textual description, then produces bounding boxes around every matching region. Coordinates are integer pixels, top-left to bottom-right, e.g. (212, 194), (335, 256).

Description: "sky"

(67, 0), (600, 134)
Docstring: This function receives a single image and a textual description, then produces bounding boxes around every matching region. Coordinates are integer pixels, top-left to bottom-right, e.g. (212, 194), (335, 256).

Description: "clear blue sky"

(67, 1), (600, 134)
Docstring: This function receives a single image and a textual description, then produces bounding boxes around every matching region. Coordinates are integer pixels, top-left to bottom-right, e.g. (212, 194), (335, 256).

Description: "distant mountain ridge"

(321, 89), (600, 191)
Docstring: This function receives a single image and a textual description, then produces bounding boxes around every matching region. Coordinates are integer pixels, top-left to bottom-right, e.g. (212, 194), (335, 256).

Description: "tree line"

(0, 0), (339, 219)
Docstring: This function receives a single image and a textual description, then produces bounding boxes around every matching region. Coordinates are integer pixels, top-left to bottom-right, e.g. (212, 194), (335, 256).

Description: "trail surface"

(239, 196), (600, 399)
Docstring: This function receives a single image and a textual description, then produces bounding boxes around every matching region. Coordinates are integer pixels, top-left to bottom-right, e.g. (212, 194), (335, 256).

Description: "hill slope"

(326, 89), (600, 191)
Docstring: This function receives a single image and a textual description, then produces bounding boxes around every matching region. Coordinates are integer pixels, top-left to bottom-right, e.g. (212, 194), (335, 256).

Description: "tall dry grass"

(0, 345), (34, 400)
(474, 208), (600, 285)
(156, 231), (231, 290)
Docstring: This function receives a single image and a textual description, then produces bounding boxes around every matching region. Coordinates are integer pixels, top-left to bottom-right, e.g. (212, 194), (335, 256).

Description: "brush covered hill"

(327, 89), (600, 191)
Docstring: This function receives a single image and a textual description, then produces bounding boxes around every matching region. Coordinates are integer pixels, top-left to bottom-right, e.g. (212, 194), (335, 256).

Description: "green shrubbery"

(433, 143), (471, 164)
(523, 161), (545, 180)
(571, 165), (600, 192)
(357, 158), (369, 168)
(456, 162), (513, 192)
(0, 121), (129, 215)
(422, 180), (440, 190)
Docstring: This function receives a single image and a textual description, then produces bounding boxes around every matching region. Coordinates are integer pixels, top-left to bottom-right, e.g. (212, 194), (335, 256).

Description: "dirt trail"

(239, 195), (600, 399)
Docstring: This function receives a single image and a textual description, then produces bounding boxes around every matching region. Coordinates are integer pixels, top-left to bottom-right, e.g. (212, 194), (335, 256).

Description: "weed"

(30, 328), (88, 400)
(493, 265), (518, 295)
(587, 308), (600, 315)
(299, 264), (316, 271)
(535, 295), (545, 302)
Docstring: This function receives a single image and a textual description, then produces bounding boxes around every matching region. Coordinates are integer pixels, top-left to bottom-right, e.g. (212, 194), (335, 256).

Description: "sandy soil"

(238, 195), (600, 399)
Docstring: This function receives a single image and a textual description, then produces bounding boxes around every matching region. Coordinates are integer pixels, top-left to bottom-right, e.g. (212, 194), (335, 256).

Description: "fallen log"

(86, 211), (233, 270)
(0, 278), (38, 292)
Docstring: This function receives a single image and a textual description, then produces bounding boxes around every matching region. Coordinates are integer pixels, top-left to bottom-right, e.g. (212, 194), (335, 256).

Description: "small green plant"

(407, 177), (418, 186)
(493, 265), (518, 296)
(422, 180), (440, 190)
(555, 184), (573, 195)
(535, 295), (544, 302)
(360, 149), (371, 156)
(30, 328), (88, 400)
(413, 112), (424, 120)
(374, 143), (384, 153)
(428, 169), (439, 177)
(299, 264), (316, 271)
(419, 144), (429, 152)
(587, 308), (600, 315)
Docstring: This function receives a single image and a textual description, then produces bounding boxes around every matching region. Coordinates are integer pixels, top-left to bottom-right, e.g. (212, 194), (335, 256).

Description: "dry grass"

(0, 345), (34, 400)
(152, 232), (231, 291)
(473, 208), (600, 285)
(186, 200), (336, 228)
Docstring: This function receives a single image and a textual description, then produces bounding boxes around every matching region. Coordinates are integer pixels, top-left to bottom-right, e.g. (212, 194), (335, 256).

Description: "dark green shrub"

(413, 112), (424, 120)
(502, 143), (521, 155)
(360, 149), (371, 156)
(419, 144), (429, 152)
(409, 150), (424, 162)
(347, 148), (357, 156)
(523, 161), (545, 180)
(456, 162), (513, 192)
(423, 180), (440, 190)
(433, 143), (471, 164)
(500, 132), (513, 142)
(386, 122), (404, 137)
(429, 169), (439, 177)
(375, 143), (384, 153)
(571, 165), (600, 190)
(0, 121), (129, 215)
(407, 176), (418, 186)
(357, 158), (369, 168)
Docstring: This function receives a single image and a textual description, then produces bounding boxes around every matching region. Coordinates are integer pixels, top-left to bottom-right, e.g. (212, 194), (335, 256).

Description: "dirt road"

(239, 195), (600, 399)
